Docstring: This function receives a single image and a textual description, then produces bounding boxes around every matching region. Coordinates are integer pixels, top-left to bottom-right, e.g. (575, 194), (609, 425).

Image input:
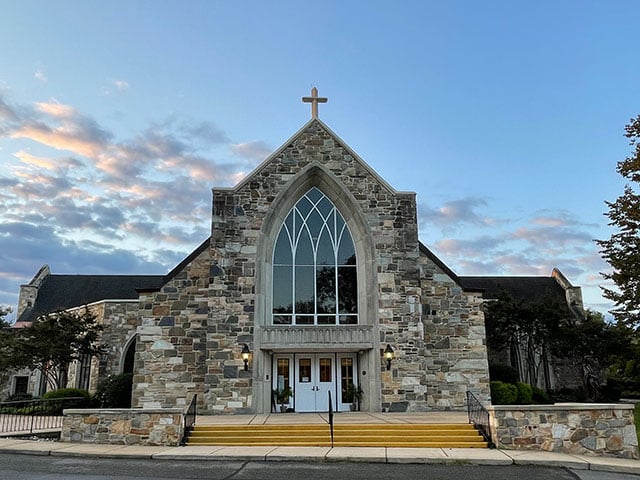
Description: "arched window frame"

(272, 187), (358, 326)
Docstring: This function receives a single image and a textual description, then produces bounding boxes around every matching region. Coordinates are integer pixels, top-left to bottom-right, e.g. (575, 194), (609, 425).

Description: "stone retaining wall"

(61, 409), (184, 446)
(488, 403), (639, 459)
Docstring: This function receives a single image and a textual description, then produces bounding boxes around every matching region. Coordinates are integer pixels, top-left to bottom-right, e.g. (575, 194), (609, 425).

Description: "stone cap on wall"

(487, 403), (635, 412)
(63, 408), (185, 415)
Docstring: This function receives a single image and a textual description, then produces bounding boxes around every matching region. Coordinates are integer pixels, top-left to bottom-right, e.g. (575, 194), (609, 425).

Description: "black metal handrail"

(466, 391), (494, 447)
(181, 394), (197, 446)
(0, 397), (85, 435)
(328, 391), (334, 447)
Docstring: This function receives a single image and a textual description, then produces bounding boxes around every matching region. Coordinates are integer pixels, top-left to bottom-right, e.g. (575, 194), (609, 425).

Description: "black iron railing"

(181, 394), (197, 446)
(328, 391), (334, 447)
(0, 397), (85, 435)
(466, 391), (494, 447)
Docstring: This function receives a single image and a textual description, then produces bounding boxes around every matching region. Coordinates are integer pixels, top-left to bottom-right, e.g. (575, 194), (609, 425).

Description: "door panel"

(315, 356), (333, 411)
(275, 353), (358, 412)
(295, 356), (316, 412)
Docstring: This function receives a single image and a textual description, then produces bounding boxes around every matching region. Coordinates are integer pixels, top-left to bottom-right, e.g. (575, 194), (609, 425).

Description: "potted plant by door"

(344, 383), (363, 411)
(273, 386), (293, 413)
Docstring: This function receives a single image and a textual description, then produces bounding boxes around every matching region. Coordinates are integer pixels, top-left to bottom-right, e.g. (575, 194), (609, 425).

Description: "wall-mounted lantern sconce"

(241, 344), (251, 371)
(384, 344), (395, 371)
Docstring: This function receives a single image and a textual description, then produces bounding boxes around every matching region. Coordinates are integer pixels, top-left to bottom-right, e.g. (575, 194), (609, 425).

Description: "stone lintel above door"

(259, 325), (374, 352)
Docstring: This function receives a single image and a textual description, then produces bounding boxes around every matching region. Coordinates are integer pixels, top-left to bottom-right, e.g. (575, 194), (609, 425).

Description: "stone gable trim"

(150, 237), (211, 290)
(228, 118), (404, 197)
(418, 242), (482, 293)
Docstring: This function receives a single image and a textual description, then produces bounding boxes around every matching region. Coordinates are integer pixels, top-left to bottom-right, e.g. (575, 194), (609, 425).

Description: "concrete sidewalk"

(0, 438), (639, 476)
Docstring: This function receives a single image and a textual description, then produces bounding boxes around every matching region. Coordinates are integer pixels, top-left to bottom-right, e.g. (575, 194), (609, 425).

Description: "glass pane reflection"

(272, 187), (359, 325)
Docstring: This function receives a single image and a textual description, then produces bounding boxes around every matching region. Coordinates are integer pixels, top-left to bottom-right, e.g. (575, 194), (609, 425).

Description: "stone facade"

(61, 408), (184, 446)
(0, 367), (41, 400)
(132, 119), (490, 414)
(418, 255), (489, 409)
(133, 243), (214, 410)
(15, 264), (50, 323)
(489, 404), (639, 459)
(0, 300), (139, 401)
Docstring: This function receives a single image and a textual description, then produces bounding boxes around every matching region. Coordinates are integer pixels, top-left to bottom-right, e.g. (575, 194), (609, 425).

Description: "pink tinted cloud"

(231, 140), (272, 161)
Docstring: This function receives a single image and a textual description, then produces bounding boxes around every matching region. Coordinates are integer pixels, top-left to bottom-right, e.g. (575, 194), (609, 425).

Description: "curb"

(0, 441), (639, 475)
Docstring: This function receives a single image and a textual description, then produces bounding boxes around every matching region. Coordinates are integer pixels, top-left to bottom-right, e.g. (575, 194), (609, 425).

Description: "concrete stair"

(186, 423), (488, 448)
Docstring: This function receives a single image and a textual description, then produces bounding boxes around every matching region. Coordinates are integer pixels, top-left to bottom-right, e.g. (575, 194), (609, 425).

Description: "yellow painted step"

(186, 423), (488, 448)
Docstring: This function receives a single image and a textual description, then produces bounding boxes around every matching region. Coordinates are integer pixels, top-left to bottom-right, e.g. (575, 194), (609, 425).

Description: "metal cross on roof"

(302, 87), (327, 119)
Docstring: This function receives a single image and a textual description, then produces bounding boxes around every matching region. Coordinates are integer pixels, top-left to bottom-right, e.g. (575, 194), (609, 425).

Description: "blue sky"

(0, 1), (638, 320)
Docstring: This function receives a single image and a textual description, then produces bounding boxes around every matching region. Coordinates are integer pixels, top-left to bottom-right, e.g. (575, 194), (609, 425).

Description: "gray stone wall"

(62, 302), (138, 395)
(132, 246), (213, 409)
(61, 409), (184, 446)
(100, 301), (142, 377)
(0, 368), (41, 400)
(415, 259), (490, 410)
(132, 119), (490, 413)
(16, 264), (50, 319)
(489, 404), (639, 459)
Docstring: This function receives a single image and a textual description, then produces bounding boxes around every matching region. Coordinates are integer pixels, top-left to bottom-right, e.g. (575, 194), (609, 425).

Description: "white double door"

(273, 353), (356, 412)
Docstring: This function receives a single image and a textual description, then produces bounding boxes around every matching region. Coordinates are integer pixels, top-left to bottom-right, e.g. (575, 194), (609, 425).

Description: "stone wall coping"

(64, 408), (185, 415)
(487, 403), (635, 412)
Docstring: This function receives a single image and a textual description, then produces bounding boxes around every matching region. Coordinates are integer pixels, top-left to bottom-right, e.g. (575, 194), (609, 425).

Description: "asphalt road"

(0, 453), (638, 480)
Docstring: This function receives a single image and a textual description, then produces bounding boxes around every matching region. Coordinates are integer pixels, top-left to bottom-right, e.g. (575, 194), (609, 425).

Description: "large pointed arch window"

(272, 187), (358, 325)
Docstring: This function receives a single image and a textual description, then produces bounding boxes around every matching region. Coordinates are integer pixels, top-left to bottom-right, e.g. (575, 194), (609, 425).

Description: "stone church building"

(7, 91), (585, 413)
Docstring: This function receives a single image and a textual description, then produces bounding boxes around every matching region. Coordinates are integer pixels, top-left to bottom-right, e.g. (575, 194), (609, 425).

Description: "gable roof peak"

(230, 117), (403, 197)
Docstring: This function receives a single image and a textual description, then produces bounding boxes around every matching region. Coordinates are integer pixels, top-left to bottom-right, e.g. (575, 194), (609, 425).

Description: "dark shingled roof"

(459, 276), (583, 319)
(458, 276), (567, 304)
(17, 274), (165, 323)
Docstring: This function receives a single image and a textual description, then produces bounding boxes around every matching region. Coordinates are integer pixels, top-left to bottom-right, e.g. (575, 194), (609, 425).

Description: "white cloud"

(34, 69), (48, 83)
(0, 92), (257, 308)
(113, 79), (129, 91)
(231, 140), (272, 161)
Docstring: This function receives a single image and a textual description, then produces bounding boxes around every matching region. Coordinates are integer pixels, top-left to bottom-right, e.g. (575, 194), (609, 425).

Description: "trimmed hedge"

(490, 381), (518, 405)
(43, 387), (91, 406)
(40, 388), (92, 413)
(94, 373), (133, 408)
(532, 385), (553, 404)
(516, 382), (533, 404)
(489, 363), (519, 384)
(491, 381), (553, 405)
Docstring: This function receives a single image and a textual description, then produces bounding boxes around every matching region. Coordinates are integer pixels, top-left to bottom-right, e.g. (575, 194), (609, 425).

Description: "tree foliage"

(485, 292), (633, 397)
(0, 306), (14, 384)
(0, 307), (15, 370)
(484, 291), (569, 388)
(597, 115), (640, 328)
(6, 308), (105, 390)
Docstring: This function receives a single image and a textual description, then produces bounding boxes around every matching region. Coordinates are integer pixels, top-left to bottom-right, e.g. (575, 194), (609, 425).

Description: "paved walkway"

(0, 437), (638, 475)
(0, 412), (638, 476)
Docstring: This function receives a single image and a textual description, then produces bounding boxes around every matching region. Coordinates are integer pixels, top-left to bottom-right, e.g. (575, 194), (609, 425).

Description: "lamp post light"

(384, 344), (394, 371)
(241, 344), (251, 371)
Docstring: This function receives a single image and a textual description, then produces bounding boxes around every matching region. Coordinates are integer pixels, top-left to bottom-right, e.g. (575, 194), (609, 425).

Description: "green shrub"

(489, 364), (519, 384)
(7, 392), (33, 402)
(490, 381), (518, 405)
(601, 381), (622, 402)
(94, 373), (133, 408)
(549, 387), (586, 403)
(41, 388), (91, 413)
(515, 382), (533, 404)
(531, 386), (552, 404)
